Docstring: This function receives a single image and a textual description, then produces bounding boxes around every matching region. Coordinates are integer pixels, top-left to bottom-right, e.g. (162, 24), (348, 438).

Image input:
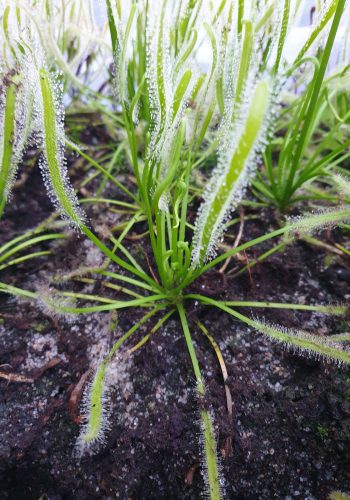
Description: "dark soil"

(0, 158), (350, 500)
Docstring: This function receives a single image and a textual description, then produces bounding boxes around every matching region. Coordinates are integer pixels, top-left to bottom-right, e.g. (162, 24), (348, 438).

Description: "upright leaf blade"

(0, 81), (16, 216)
(192, 80), (270, 265)
(39, 68), (84, 226)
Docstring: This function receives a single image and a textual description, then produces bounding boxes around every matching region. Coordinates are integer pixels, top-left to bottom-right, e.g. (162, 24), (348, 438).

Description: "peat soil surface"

(0, 166), (350, 499)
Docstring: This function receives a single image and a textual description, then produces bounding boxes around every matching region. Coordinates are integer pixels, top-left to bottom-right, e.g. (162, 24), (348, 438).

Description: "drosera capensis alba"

(1, 1), (350, 498)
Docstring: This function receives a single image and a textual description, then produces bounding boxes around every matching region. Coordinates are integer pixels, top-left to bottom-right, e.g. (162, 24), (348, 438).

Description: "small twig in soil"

(144, 250), (159, 284)
(69, 370), (91, 423)
(33, 357), (61, 379)
(197, 321), (234, 459)
(0, 357), (61, 383)
(185, 464), (199, 486)
(219, 207), (245, 273)
(197, 321), (233, 418)
(0, 370), (34, 383)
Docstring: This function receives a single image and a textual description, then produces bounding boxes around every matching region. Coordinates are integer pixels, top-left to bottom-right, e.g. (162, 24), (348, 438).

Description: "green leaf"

(81, 362), (108, 445)
(0, 81), (16, 217)
(192, 80), (270, 265)
(253, 320), (350, 365)
(173, 69), (192, 118)
(39, 68), (83, 226)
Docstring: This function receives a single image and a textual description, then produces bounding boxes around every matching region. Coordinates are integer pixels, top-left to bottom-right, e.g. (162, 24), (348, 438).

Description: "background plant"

(253, 1), (350, 212)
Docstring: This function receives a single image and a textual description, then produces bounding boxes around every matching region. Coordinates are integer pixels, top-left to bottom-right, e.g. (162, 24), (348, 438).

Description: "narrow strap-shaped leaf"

(172, 69), (192, 119)
(273, 0), (291, 74)
(192, 80), (270, 265)
(193, 23), (218, 150)
(152, 118), (186, 211)
(283, 206), (350, 240)
(39, 68), (83, 226)
(0, 81), (16, 218)
(237, 0), (244, 34)
(253, 320), (350, 365)
(119, 3), (137, 104)
(3, 6), (18, 58)
(156, 1), (167, 131)
(235, 19), (254, 104)
(293, 0), (337, 65)
(80, 362), (108, 446)
(174, 29), (197, 73)
(105, 0), (118, 53)
(255, 0), (274, 33)
(190, 296), (350, 366)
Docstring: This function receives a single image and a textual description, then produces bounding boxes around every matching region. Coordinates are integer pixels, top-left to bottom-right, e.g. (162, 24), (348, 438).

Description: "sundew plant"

(1, 0), (350, 497)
